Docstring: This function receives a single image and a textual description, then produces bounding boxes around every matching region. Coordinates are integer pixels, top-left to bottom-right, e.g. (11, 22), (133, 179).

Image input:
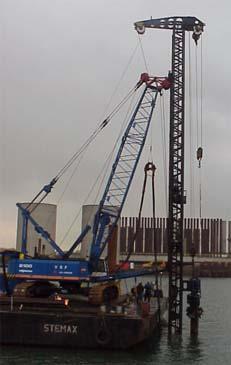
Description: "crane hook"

(144, 161), (156, 174)
(197, 147), (203, 168)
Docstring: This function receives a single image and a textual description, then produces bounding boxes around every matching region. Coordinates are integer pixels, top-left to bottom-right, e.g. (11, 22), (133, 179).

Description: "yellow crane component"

(88, 281), (120, 305)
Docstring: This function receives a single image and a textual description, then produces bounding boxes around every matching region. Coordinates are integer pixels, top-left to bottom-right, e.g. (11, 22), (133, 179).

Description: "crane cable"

(26, 120), (113, 213)
(195, 45), (199, 152)
(57, 40), (140, 189)
(199, 35), (204, 220)
(26, 84), (138, 215)
(60, 133), (124, 246)
(150, 162), (161, 325)
(140, 32), (153, 166)
(58, 41), (141, 241)
(54, 39), (141, 184)
(117, 161), (161, 322)
(35, 79), (140, 247)
(188, 33), (195, 218)
(59, 150), (114, 246)
(59, 91), (138, 246)
(200, 35), (204, 154)
(159, 95), (168, 215)
(119, 163), (158, 267)
(27, 40), (146, 214)
(118, 164), (151, 265)
(195, 36), (204, 220)
(138, 34), (149, 73)
(26, 122), (108, 214)
(194, 35), (204, 255)
(54, 86), (136, 199)
(55, 87), (137, 181)
(99, 41), (139, 119)
(40, 42), (140, 228)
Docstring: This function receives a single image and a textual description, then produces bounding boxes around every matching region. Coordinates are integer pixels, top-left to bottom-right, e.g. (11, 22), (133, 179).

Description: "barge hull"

(0, 299), (167, 349)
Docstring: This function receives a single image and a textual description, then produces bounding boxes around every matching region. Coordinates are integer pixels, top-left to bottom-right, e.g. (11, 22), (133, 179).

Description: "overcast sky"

(0, 0), (231, 249)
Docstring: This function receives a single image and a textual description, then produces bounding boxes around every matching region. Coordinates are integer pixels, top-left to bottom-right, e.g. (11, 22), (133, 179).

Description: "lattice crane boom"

(90, 84), (160, 268)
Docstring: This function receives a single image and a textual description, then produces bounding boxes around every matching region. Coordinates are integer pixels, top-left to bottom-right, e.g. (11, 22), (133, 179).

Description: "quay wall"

(119, 217), (231, 277)
(119, 217), (231, 257)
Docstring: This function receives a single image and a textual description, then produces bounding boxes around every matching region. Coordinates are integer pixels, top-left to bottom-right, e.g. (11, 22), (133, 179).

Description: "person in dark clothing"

(131, 286), (137, 300)
(136, 282), (144, 304)
(144, 282), (152, 303)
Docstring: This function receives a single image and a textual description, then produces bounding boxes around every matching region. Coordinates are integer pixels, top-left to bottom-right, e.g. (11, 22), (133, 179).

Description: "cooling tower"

(16, 203), (57, 257)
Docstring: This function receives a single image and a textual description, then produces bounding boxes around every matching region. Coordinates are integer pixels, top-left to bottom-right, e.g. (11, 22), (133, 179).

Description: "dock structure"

(119, 217), (231, 257)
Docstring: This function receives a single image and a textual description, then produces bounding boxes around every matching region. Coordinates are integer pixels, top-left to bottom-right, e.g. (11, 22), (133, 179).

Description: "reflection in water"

(186, 336), (203, 359)
(0, 332), (163, 365)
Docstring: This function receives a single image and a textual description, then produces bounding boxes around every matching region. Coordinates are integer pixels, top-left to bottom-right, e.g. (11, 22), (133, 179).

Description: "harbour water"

(0, 277), (231, 364)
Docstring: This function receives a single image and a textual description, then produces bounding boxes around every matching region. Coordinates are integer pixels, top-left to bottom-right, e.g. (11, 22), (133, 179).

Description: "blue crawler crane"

(0, 73), (171, 296)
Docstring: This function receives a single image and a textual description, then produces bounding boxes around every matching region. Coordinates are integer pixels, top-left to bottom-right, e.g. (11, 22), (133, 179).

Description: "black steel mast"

(134, 16), (205, 334)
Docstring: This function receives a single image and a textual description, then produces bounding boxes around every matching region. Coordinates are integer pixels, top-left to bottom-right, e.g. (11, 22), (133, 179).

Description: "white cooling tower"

(16, 203), (57, 257)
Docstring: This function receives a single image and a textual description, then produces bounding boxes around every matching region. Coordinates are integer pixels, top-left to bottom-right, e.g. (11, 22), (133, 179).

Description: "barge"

(0, 293), (167, 349)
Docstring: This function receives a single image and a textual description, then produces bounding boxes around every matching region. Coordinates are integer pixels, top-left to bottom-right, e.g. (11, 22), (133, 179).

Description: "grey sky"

(0, 0), (231, 248)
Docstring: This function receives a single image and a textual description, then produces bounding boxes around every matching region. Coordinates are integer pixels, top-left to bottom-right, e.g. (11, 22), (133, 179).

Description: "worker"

(144, 282), (152, 303)
(136, 282), (144, 304)
(153, 285), (163, 298)
(131, 286), (137, 301)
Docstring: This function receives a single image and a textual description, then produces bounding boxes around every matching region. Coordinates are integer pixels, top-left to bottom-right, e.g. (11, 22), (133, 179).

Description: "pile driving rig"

(134, 16), (205, 334)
